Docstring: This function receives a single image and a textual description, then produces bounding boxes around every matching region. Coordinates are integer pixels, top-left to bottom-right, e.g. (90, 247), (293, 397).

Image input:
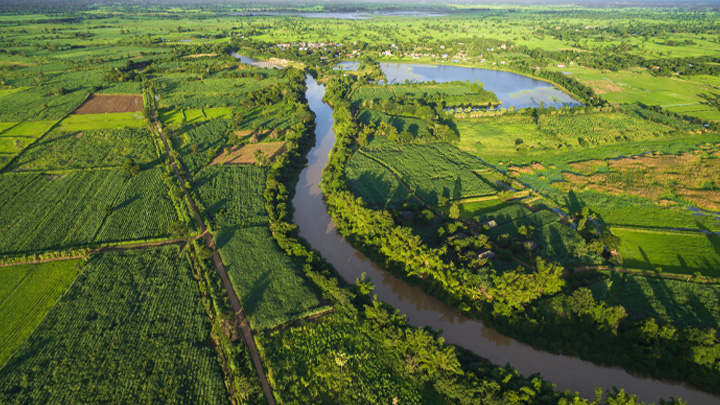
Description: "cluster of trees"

(320, 74), (720, 397)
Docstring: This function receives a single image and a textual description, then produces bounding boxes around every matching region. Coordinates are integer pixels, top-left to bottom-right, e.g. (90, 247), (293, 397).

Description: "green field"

(357, 109), (432, 139)
(588, 274), (720, 329)
(351, 82), (499, 107)
(217, 226), (323, 331)
(0, 259), (83, 365)
(0, 246), (228, 403)
(7, 128), (156, 171)
(0, 167), (178, 254)
(193, 165), (268, 231)
(613, 227), (720, 276)
(55, 112), (147, 131)
(0, 121), (57, 137)
(177, 119), (229, 175)
(360, 143), (498, 205)
(345, 151), (415, 209)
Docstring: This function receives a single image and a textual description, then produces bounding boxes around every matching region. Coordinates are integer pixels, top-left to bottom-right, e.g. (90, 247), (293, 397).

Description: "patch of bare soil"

(211, 142), (287, 166)
(73, 94), (144, 114)
(183, 53), (218, 58)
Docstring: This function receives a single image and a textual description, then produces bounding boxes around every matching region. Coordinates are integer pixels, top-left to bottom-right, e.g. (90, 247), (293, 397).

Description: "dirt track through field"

(148, 96), (276, 405)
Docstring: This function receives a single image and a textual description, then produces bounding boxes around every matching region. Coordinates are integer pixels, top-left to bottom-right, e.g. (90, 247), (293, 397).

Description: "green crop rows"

(217, 226), (323, 331)
(0, 259), (83, 365)
(0, 246), (228, 403)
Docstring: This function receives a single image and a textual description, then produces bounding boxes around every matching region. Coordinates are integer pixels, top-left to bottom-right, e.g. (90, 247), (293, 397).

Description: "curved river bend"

(292, 76), (718, 404)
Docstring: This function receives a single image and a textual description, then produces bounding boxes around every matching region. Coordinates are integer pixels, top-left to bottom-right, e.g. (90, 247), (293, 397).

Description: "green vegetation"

(352, 81), (499, 108)
(613, 227), (720, 276)
(0, 246), (229, 403)
(55, 112), (146, 131)
(193, 165), (268, 231)
(0, 168), (178, 254)
(360, 143), (498, 205)
(217, 226), (323, 331)
(0, 259), (83, 365)
(345, 151), (414, 209)
(7, 128), (156, 171)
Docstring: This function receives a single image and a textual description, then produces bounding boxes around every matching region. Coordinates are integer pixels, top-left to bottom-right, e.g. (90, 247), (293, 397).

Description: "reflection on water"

(379, 62), (582, 110)
(291, 75), (719, 404)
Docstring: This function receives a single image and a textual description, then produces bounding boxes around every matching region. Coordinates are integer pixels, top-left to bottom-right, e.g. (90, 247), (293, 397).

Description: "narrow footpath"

(148, 97), (276, 405)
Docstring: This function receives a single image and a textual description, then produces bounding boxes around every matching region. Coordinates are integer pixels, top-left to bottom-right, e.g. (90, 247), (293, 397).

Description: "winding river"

(292, 76), (719, 404)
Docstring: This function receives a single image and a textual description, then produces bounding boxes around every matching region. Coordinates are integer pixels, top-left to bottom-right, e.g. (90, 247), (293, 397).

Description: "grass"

(360, 143), (498, 205)
(0, 120), (57, 137)
(55, 112), (146, 131)
(351, 82), (499, 107)
(193, 165), (268, 231)
(217, 226), (323, 331)
(7, 128), (156, 171)
(0, 259), (83, 366)
(0, 246), (228, 403)
(612, 227), (720, 277)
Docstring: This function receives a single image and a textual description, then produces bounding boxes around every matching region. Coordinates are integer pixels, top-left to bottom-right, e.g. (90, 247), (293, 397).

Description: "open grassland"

(217, 226), (324, 331)
(7, 128), (156, 171)
(360, 143), (498, 205)
(587, 274), (720, 329)
(0, 167), (178, 254)
(193, 165), (268, 231)
(0, 259), (83, 366)
(0, 247), (228, 403)
(55, 112), (146, 131)
(613, 227), (720, 276)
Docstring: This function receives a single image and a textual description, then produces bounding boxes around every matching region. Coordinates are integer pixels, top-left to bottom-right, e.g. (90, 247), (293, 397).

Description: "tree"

(449, 204), (460, 220)
(122, 158), (140, 177)
(253, 149), (268, 166)
(13, 139), (24, 151)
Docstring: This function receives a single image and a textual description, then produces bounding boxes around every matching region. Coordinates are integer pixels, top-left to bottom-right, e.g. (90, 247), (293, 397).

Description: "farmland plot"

(0, 246), (228, 403)
(0, 259), (83, 365)
(72, 94), (144, 114)
(8, 127), (156, 171)
(177, 119), (230, 175)
(217, 226), (324, 331)
(193, 165), (268, 231)
(360, 143), (498, 205)
(345, 151), (414, 209)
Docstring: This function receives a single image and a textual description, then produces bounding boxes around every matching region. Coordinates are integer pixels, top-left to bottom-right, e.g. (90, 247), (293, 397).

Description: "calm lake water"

(333, 61), (360, 71)
(233, 11), (448, 19)
(292, 76), (719, 404)
(379, 62), (582, 109)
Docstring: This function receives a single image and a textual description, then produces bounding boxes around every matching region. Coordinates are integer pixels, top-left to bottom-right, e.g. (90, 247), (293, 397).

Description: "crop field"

(7, 128), (156, 171)
(0, 259), (83, 366)
(177, 119), (229, 175)
(0, 167), (178, 254)
(156, 72), (285, 110)
(488, 209), (560, 239)
(210, 141), (286, 165)
(345, 151), (415, 209)
(357, 109), (432, 139)
(360, 144), (498, 205)
(588, 275), (720, 329)
(0, 120), (57, 137)
(0, 70), (105, 122)
(456, 110), (685, 165)
(55, 112), (147, 131)
(217, 226), (324, 331)
(193, 165), (268, 231)
(0, 246), (228, 403)
(562, 148), (720, 212)
(72, 94), (144, 114)
(351, 82), (499, 107)
(612, 227), (720, 277)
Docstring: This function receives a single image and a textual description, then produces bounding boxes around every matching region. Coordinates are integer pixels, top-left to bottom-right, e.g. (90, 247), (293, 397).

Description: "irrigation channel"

(291, 75), (720, 404)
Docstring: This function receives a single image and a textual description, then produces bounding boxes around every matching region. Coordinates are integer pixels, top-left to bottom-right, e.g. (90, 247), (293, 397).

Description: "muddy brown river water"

(291, 76), (718, 404)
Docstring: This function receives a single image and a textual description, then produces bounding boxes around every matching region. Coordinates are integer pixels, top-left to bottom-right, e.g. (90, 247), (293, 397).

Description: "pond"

(379, 62), (582, 109)
(333, 61), (360, 71)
